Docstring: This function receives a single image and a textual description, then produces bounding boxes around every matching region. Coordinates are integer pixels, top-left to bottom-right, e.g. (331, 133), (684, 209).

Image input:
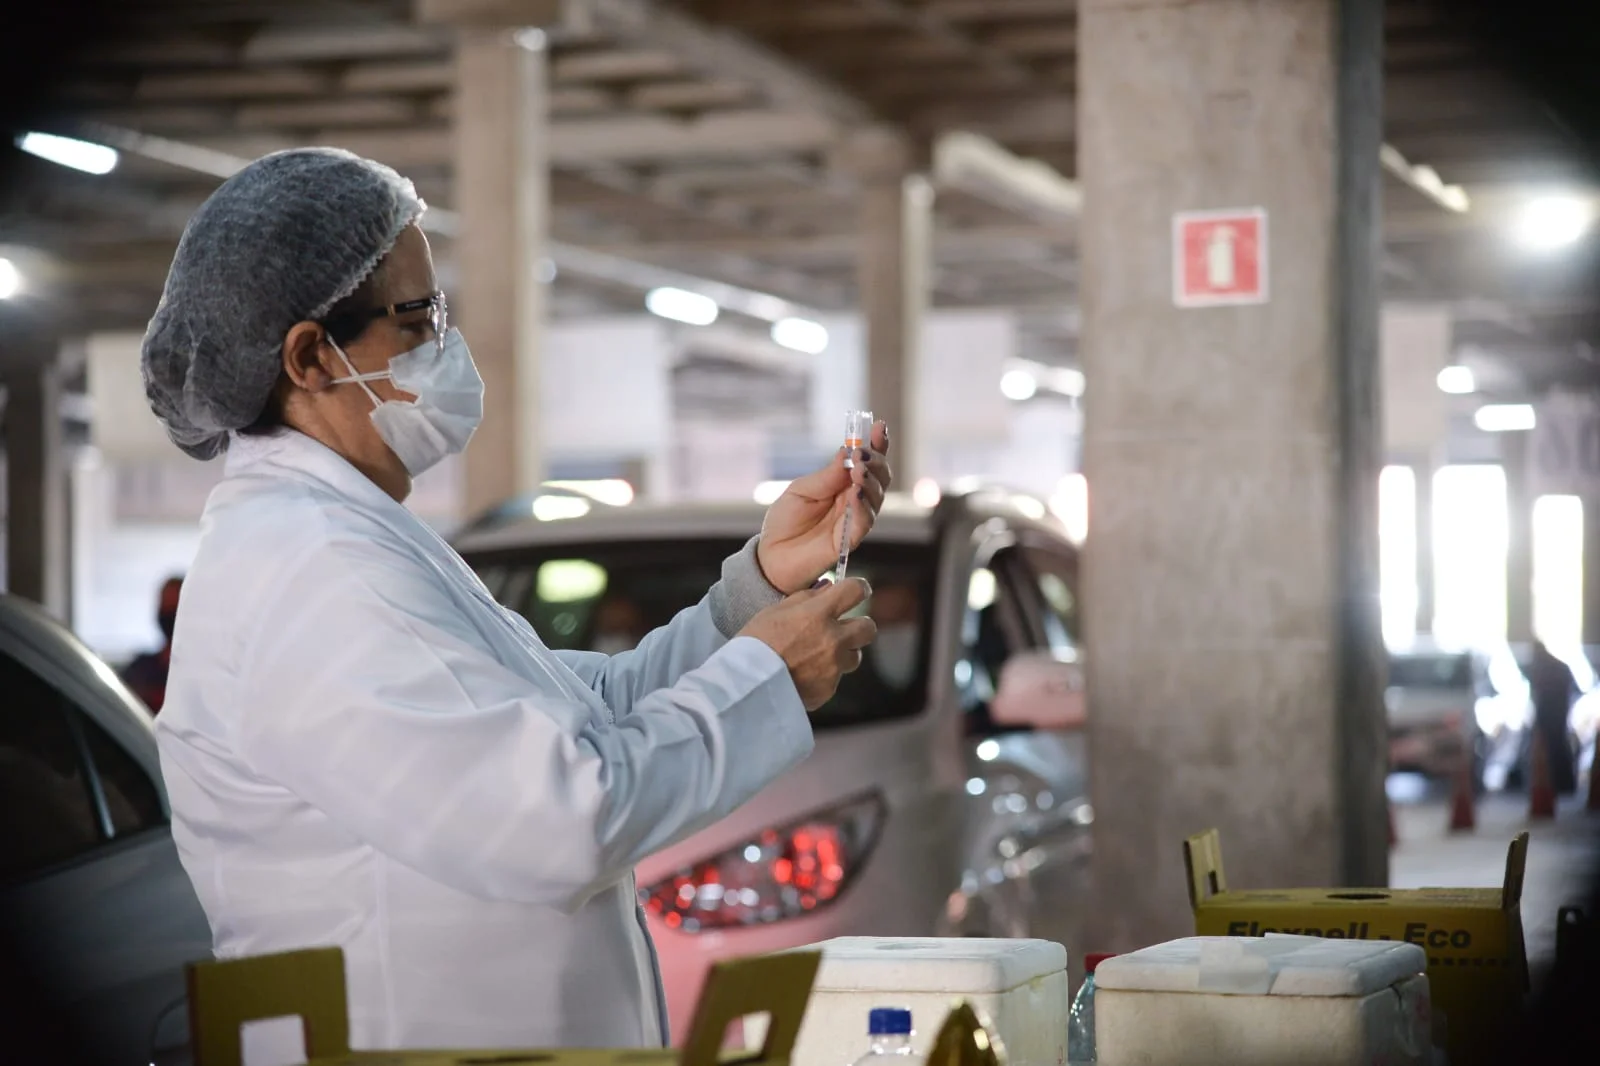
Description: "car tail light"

(640, 790), (887, 933)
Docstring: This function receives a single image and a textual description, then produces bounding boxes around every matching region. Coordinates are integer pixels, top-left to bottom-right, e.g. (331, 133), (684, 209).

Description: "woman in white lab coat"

(140, 148), (892, 1052)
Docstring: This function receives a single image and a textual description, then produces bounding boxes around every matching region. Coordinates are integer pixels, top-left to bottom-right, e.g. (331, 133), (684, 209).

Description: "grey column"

(453, 25), (550, 520)
(1501, 432), (1534, 645)
(852, 129), (932, 482)
(4, 356), (69, 619)
(1080, 0), (1387, 950)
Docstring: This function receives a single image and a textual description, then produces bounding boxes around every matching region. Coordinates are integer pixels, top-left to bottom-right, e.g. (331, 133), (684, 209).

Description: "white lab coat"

(156, 430), (813, 1053)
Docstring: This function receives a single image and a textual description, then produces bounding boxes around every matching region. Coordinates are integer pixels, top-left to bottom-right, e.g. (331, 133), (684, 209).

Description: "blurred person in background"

(1525, 641), (1581, 795)
(589, 594), (650, 655)
(866, 580), (921, 694)
(121, 575), (182, 715)
(139, 148), (892, 1056)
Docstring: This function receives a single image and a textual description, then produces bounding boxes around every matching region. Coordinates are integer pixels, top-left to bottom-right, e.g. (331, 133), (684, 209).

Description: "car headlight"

(640, 790), (887, 933)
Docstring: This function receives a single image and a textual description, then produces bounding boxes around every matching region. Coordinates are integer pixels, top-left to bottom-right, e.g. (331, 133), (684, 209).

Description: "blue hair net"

(141, 147), (426, 460)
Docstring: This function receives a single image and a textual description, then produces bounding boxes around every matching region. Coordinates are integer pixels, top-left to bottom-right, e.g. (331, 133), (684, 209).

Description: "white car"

(1385, 643), (1486, 782)
(454, 488), (1095, 1038)
(0, 593), (211, 1066)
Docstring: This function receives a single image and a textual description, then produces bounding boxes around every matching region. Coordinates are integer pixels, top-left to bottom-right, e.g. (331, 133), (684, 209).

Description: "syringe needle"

(837, 505), (852, 581)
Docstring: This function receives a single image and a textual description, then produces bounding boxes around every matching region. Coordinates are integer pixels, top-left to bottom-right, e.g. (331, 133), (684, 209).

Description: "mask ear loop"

(325, 336), (389, 408)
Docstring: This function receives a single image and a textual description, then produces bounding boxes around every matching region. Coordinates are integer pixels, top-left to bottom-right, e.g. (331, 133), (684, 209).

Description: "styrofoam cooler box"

(1094, 936), (1433, 1066)
(785, 938), (1069, 1066)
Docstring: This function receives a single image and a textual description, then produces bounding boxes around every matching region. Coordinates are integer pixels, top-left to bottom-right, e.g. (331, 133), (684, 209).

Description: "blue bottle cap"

(869, 1008), (913, 1036)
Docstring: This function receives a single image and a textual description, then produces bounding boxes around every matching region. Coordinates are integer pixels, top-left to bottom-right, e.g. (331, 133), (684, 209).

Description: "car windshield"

(1388, 653), (1473, 689)
(465, 538), (937, 730)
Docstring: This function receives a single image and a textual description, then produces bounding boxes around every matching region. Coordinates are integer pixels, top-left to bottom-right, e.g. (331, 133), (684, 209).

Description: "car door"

(0, 638), (211, 1066)
(946, 525), (1092, 942)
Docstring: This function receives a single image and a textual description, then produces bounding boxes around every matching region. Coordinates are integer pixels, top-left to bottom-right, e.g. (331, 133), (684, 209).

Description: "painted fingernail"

(860, 449), (871, 461)
(812, 577), (833, 590)
(857, 487), (866, 499)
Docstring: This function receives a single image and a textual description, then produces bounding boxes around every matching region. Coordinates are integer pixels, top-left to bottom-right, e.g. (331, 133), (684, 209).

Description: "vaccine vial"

(843, 410), (873, 469)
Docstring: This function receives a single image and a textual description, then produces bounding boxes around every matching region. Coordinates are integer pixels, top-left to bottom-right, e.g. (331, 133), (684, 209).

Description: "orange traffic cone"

(1448, 751), (1476, 833)
(1529, 733), (1557, 820)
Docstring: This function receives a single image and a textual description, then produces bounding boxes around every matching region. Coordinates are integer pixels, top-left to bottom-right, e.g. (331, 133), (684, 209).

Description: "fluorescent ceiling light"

(645, 286), (718, 326)
(1513, 195), (1593, 252)
(17, 131), (119, 175)
(770, 317), (829, 354)
(1474, 404), (1536, 433)
(0, 258), (19, 300)
(1436, 365), (1475, 395)
(1000, 368), (1038, 401)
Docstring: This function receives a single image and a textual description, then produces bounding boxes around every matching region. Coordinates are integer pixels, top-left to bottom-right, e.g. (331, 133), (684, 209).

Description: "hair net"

(141, 147), (427, 460)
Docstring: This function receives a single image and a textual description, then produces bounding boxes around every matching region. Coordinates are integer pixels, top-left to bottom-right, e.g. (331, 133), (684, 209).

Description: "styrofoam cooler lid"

(799, 937), (1069, 994)
(1095, 936), (1427, 998)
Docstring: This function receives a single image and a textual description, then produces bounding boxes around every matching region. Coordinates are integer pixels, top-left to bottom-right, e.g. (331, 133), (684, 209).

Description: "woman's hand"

(756, 421), (892, 595)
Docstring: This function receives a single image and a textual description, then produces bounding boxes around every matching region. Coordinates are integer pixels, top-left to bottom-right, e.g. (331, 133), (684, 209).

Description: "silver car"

(454, 488), (1095, 1038)
(0, 593), (211, 1066)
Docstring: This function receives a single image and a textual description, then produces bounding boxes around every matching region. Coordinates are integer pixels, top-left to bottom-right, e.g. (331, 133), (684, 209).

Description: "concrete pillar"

(1502, 432), (1534, 645)
(4, 355), (69, 619)
(852, 129), (932, 482)
(1080, 0), (1386, 950)
(453, 25), (550, 519)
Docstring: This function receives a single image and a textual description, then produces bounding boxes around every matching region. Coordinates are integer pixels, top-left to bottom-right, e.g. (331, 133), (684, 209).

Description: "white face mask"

(329, 327), (484, 476)
(873, 623), (919, 689)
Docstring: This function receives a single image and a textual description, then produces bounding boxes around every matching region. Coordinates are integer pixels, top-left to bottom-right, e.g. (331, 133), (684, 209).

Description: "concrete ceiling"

(0, 0), (1596, 395)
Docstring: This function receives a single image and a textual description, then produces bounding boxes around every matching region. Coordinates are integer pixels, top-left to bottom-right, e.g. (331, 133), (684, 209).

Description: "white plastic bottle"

(851, 1008), (923, 1066)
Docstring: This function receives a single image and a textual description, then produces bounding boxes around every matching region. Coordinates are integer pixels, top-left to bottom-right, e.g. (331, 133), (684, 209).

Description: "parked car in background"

(1385, 643), (1487, 784)
(453, 488), (1095, 1037)
(0, 594), (211, 1065)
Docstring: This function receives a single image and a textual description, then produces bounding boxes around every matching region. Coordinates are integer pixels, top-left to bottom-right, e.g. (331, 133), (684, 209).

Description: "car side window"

(1022, 546), (1081, 662)
(77, 710), (164, 836)
(0, 651), (101, 881)
(958, 547), (1042, 736)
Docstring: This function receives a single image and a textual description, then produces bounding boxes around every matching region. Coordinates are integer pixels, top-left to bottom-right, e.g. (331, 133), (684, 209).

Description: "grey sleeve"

(707, 536), (785, 638)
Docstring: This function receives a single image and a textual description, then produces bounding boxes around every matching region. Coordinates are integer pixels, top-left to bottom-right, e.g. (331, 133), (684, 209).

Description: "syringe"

(837, 409), (873, 581)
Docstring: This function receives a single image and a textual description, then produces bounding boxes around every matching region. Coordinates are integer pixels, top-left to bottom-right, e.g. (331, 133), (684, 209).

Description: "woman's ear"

(282, 321), (336, 393)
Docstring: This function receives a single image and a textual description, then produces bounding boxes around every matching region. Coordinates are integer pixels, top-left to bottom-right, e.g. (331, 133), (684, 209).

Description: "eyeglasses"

(323, 290), (449, 356)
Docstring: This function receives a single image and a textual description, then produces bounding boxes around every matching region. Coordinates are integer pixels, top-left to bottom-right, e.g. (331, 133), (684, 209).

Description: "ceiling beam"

(851, 0), (1037, 89)
(551, 48), (685, 83)
(984, 26), (1077, 56)
(584, 223), (1072, 261)
(239, 23), (450, 64)
(573, 0), (873, 126)
(415, 0), (573, 27)
(911, 96), (1073, 144)
(78, 35), (242, 67)
(135, 68), (338, 101)
(124, 109), (842, 169)
(232, 97), (428, 130)
(933, 130), (1082, 222)
(924, 0), (1074, 22)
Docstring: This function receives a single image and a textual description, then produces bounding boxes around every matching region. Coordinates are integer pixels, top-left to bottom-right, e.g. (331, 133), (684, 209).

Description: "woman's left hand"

(757, 421), (892, 595)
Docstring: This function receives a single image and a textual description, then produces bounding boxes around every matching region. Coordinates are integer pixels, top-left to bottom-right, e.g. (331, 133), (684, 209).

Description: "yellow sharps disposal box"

(1183, 828), (1528, 1066)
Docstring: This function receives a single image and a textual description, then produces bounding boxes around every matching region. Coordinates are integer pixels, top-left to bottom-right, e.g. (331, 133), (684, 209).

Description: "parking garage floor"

(1390, 782), (1597, 974)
